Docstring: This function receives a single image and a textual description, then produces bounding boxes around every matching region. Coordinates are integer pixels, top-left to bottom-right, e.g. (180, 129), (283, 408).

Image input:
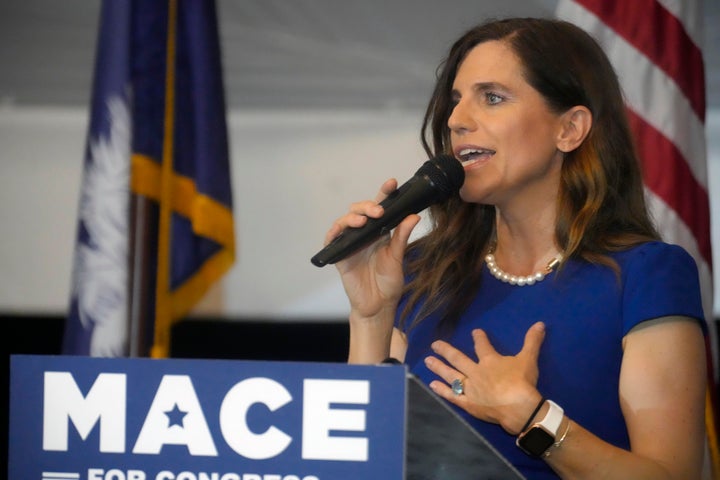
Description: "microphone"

(311, 154), (465, 267)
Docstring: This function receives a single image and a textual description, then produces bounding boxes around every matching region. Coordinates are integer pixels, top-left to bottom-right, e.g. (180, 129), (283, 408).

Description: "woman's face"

(448, 40), (566, 209)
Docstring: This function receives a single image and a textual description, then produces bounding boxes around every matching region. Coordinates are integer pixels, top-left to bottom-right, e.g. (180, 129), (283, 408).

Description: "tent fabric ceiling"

(0, 0), (718, 111)
(219, 0), (557, 109)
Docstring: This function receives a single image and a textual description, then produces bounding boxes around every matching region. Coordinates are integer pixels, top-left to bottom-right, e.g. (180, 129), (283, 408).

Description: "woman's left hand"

(424, 321), (547, 434)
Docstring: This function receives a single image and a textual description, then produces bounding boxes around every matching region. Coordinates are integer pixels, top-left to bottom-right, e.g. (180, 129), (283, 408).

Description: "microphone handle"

(310, 175), (440, 267)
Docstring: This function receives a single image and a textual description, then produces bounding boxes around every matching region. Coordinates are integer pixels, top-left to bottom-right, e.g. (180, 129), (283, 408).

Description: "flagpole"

(127, 193), (157, 357)
(151, 0), (178, 359)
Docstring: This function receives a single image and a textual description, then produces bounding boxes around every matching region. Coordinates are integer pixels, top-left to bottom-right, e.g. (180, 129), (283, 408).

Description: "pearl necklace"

(484, 250), (563, 286)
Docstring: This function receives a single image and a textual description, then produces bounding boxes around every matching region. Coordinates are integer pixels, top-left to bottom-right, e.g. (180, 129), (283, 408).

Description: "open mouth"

(457, 147), (495, 166)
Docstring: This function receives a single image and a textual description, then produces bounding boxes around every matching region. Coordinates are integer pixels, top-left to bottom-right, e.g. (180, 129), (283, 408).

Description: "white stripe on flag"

(656, 0), (705, 48)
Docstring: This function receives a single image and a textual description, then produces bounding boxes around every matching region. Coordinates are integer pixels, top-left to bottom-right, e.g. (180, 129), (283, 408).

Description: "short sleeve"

(621, 242), (705, 336)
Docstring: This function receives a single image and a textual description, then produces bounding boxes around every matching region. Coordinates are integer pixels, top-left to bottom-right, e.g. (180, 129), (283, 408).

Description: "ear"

(556, 106), (592, 153)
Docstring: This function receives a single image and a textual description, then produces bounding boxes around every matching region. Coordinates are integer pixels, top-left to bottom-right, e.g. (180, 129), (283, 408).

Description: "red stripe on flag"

(627, 109), (711, 264)
(575, 0), (705, 120)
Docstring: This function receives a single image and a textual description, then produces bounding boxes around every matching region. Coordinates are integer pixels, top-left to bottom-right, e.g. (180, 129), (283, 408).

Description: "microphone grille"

(420, 154), (465, 197)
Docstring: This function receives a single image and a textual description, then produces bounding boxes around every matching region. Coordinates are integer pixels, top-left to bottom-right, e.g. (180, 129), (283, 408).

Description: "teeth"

(458, 147), (494, 162)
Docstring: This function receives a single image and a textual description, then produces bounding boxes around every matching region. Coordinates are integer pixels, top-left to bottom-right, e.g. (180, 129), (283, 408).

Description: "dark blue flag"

(64, 0), (234, 357)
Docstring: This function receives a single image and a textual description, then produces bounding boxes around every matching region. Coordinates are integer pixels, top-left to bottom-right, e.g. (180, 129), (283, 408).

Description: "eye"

(485, 92), (504, 105)
(450, 90), (461, 107)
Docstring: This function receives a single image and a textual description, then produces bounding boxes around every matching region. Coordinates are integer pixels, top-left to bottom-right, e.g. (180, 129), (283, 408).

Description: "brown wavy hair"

(400, 18), (659, 331)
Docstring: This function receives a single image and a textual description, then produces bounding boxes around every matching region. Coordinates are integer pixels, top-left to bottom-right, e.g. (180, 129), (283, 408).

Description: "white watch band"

(536, 399), (564, 435)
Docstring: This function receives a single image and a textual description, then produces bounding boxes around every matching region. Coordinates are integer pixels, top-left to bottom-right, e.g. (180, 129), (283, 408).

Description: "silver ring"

(451, 378), (465, 395)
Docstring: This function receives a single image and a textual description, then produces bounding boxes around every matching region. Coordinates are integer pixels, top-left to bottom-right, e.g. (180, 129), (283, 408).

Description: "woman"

(322, 18), (707, 479)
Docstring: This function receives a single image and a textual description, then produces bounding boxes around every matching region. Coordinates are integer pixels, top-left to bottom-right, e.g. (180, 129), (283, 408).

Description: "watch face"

(518, 427), (554, 457)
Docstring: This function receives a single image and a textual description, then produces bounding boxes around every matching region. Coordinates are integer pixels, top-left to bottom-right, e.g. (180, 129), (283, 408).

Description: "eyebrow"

(473, 81), (508, 92)
(451, 81), (508, 98)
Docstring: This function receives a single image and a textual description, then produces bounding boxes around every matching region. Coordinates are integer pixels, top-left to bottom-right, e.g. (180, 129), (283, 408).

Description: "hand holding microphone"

(311, 154), (465, 267)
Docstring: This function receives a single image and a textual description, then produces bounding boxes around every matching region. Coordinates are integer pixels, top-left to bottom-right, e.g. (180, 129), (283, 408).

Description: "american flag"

(555, 0), (717, 475)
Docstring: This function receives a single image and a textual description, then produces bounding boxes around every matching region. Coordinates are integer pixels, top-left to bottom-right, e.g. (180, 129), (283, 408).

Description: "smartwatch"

(516, 400), (564, 458)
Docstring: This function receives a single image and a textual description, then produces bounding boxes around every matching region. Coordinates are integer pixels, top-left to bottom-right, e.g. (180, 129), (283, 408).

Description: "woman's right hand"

(323, 178), (421, 322)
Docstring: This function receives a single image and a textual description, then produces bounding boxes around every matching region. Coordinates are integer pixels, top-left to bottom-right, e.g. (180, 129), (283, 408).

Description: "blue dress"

(398, 241), (705, 479)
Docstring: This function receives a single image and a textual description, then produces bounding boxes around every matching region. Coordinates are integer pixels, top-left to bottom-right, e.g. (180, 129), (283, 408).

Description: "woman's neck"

(492, 204), (560, 276)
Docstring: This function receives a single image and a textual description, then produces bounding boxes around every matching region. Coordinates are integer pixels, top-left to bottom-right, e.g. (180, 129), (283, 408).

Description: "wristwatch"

(516, 400), (564, 457)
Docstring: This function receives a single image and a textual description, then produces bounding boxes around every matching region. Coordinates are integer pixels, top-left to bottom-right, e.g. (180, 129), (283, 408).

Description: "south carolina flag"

(556, 0), (717, 476)
(63, 0), (234, 358)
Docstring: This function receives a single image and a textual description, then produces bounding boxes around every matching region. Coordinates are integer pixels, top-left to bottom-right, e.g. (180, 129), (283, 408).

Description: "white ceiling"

(0, 0), (718, 111)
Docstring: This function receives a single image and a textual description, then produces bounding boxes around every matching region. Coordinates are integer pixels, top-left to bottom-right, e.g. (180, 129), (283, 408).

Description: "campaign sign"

(9, 355), (406, 480)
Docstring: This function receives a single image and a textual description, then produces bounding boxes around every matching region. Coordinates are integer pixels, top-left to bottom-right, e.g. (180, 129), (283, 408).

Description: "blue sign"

(9, 355), (407, 480)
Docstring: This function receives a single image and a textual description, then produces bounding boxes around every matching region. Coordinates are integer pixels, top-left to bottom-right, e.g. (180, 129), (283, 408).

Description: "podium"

(9, 355), (524, 480)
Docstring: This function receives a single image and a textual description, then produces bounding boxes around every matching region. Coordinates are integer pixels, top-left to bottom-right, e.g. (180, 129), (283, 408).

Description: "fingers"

(375, 178), (399, 202)
(519, 321), (546, 364)
(424, 351), (468, 402)
(387, 214), (421, 261)
(472, 328), (496, 360)
(427, 340), (475, 381)
(428, 376), (468, 406)
(424, 324), (546, 430)
(323, 200), (383, 245)
(324, 179), (398, 246)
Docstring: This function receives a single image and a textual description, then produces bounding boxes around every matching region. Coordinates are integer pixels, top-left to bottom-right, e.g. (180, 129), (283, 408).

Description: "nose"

(447, 98), (476, 134)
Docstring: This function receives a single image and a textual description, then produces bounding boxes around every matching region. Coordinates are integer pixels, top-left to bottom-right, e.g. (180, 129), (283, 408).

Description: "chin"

(459, 188), (487, 205)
